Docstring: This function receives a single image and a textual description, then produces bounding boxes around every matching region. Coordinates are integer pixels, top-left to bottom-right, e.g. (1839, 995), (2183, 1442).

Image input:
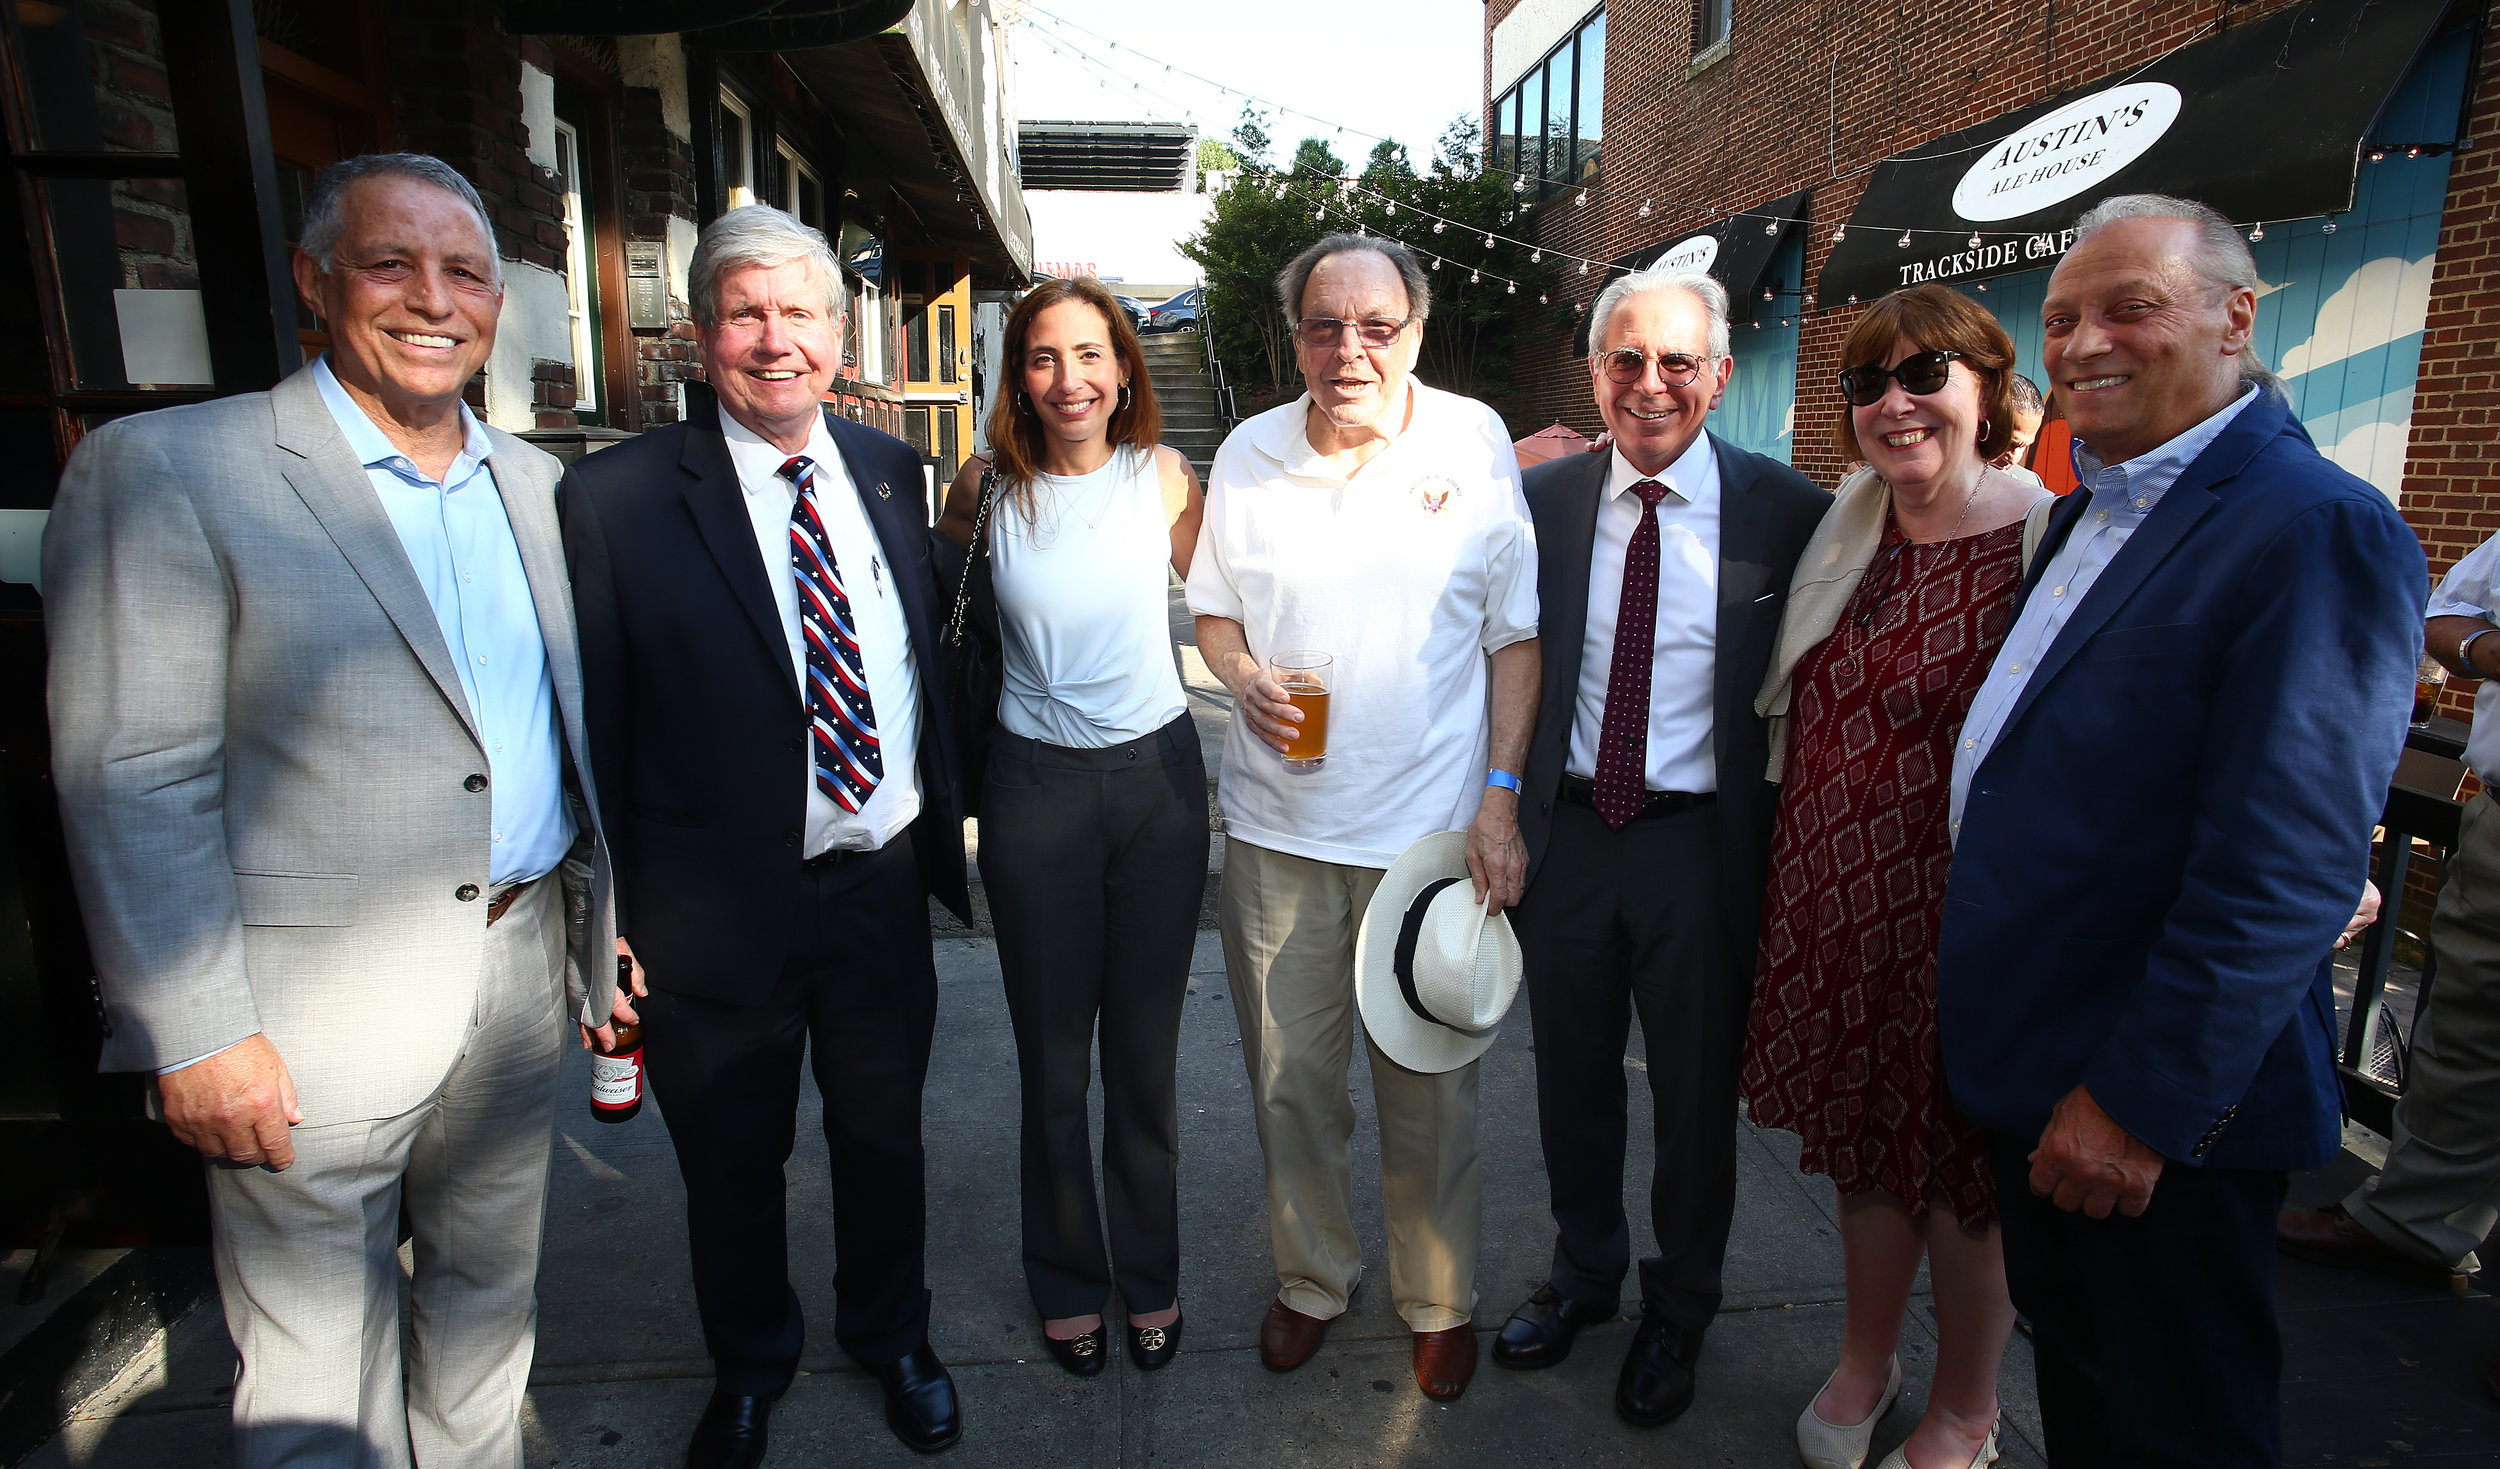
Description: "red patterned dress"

(1741, 517), (2025, 1225)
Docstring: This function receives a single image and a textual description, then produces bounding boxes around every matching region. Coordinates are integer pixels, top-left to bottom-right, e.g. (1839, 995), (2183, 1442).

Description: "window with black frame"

(1693, 0), (1732, 56)
(1489, 6), (1604, 201)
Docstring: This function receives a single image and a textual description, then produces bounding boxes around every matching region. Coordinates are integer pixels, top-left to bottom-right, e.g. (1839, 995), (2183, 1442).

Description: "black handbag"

(939, 465), (1005, 820)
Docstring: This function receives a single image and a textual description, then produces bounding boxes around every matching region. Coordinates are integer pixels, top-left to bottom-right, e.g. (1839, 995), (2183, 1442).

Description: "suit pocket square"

(233, 870), (359, 927)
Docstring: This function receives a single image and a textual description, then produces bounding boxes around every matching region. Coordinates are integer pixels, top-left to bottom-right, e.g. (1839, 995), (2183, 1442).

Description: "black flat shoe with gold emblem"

(1127, 1314), (1182, 1371)
(1044, 1327), (1107, 1378)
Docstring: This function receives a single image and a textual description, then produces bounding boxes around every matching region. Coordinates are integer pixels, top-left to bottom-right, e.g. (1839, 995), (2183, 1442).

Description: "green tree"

(1183, 113), (1559, 428)
(1193, 134), (1240, 190)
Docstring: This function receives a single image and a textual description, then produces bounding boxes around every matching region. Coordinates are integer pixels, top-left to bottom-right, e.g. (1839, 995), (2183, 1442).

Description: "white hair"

(1587, 266), (1730, 361)
(689, 205), (846, 328)
(2071, 193), (2275, 386)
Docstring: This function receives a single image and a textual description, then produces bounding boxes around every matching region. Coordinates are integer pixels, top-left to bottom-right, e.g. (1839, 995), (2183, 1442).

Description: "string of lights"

(1016, 8), (2355, 316)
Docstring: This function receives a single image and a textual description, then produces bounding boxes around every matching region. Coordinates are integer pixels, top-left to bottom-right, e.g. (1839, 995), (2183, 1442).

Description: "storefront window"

(1575, 11), (1605, 181)
(1491, 7), (1604, 200)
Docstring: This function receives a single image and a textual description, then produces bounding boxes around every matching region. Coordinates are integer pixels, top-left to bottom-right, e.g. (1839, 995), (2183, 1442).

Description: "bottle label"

(590, 1049), (641, 1109)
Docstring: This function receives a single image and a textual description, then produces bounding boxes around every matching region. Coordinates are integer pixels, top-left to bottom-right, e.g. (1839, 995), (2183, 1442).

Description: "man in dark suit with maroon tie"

(1492, 264), (1828, 1428)
(562, 205), (971, 1466)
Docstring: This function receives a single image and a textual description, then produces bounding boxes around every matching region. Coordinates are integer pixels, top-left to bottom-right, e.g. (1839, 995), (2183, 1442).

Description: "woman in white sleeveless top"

(936, 277), (1207, 1377)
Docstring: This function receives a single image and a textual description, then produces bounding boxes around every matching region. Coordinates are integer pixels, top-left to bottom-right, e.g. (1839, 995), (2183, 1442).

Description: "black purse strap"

(944, 465), (998, 649)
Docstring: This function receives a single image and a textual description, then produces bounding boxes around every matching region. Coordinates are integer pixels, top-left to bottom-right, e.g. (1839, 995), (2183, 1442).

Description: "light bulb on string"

(1830, 226), (1847, 243)
(1539, 293), (1548, 304)
(1968, 231), (1982, 250)
(2322, 217), (2339, 235)
(1897, 230), (1913, 248)
(1385, 201), (1395, 215)
(2248, 222), (2265, 242)
(1433, 220), (1444, 233)
(1506, 281), (1516, 294)
(1975, 281), (1987, 292)
(1779, 317), (1790, 328)
(1763, 286), (1774, 302)
(1765, 216), (1778, 235)
(1484, 234), (1495, 248)
(2370, 149), (2387, 162)
(1579, 261), (1590, 275)
(2408, 146), (2422, 159)
(1576, 190), (1589, 207)
(1429, 256), (1440, 270)
(1469, 270), (1480, 284)
(1511, 175), (1524, 193)
(1531, 249), (1543, 262)
(1638, 199), (1652, 218)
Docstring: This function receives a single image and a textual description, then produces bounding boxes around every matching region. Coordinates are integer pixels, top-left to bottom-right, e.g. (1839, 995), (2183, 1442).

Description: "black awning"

(1817, 0), (2453, 306)
(1573, 187), (1810, 353)
(502, 0), (908, 43)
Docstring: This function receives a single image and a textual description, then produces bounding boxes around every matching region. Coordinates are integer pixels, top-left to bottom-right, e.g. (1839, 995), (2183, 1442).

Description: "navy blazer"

(1517, 434), (1830, 974)
(560, 391), (971, 1005)
(1937, 388), (2425, 1171)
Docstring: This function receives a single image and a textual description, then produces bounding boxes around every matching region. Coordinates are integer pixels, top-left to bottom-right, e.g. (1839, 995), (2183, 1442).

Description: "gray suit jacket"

(43, 366), (616, 1125)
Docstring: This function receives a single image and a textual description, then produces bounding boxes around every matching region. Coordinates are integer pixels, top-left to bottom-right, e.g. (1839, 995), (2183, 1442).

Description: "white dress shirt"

(1566, 434), (1721, 792)
(1948, 385), (2261, 837)
(719, 404), (922, 856)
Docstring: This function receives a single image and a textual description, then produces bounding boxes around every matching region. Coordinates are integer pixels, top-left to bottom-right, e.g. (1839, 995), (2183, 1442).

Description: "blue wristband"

(1484, 768), (1522, 794)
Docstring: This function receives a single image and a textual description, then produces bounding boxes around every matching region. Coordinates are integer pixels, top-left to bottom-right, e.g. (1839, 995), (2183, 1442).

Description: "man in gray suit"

(43, 153), (617, 1467)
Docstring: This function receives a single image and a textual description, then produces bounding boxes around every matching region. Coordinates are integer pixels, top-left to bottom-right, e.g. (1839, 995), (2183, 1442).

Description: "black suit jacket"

(1517, 434), (1829, 972)
(561, 395), (971, 1005)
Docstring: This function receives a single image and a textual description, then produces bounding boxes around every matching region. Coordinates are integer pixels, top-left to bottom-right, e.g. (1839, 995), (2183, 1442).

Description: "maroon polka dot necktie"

(1592, 478), (1671, 830)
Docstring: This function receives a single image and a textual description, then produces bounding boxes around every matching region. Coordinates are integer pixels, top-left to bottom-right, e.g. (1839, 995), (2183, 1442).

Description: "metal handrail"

(2341, 719), (2471, 1134)
(1194, 286), (1240, 429)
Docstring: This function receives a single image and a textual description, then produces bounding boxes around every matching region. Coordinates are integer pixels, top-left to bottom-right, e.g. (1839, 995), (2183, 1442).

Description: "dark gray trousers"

(1510, 796), (1738, 1338)
(981, 714), (1209, 1320)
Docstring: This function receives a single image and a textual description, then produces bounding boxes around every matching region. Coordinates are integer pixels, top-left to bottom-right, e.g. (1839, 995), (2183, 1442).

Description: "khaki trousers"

(207, 878), (566, 1469)
(1218, 838), (1480, 1332)
(2347, 790), (2500, 1269)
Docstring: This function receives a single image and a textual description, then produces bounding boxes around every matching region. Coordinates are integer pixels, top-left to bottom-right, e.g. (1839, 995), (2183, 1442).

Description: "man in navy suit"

(1940, 194), (2426, 1465)
(1493, 265), (1828, 1425)
(563, 206), (971, 1465)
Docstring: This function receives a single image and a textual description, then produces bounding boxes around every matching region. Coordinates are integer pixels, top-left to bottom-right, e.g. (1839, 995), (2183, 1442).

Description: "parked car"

(1112, 295), (1153, 333)
(1147, 287), (1201, 334)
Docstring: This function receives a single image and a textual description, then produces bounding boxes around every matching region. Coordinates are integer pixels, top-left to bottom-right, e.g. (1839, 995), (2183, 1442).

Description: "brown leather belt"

(485, 878), (534, 925)
(1558, 773), (1716, 821)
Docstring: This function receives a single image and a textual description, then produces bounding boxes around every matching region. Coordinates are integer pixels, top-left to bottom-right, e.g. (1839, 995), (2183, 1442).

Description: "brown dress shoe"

(1413, 1324), (1478, 1401)
(1259, 1298), (1329, 1371)
(2276, 1205), (2468, 1290)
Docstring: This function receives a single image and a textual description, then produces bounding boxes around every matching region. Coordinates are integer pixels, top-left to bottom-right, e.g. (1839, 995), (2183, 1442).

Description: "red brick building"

(1484, 0), (2495, 606)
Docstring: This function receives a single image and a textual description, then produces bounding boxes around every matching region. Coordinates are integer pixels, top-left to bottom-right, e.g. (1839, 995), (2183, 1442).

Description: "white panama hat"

(1356, 830), (1524, 1074)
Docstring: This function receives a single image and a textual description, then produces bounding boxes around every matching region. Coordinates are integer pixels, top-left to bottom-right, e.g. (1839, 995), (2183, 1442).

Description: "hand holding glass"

(1268, 651), (1332, 773)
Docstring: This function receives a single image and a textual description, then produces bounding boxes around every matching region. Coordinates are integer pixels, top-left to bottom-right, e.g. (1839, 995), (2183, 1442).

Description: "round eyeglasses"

(1836, 350), (1968, 407)
(1596, 349), (1707, 387)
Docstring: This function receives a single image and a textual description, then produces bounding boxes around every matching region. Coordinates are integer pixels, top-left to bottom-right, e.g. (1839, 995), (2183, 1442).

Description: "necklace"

(1905, 468), (1984, 545)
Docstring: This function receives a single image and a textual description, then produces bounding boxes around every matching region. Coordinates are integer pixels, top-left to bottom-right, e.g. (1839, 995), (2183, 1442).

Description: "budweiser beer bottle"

(590, 955), (643, 1124)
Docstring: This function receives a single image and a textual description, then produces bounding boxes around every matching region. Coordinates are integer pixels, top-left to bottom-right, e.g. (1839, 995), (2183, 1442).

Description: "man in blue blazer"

(1941, 195), (2425, 1466)
(563, 207), (972, 1465)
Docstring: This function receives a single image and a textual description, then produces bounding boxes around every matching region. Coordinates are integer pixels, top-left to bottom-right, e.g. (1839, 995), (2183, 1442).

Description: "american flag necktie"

(781, 455), (882, 813)
(1592, 478), (1671, 830)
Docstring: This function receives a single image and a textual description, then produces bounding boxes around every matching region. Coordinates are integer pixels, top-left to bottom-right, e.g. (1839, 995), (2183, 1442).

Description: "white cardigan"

(1755, 465), (2058, 780)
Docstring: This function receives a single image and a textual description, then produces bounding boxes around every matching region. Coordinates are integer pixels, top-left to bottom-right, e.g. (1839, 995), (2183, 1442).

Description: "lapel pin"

(874, 481), (892, 500)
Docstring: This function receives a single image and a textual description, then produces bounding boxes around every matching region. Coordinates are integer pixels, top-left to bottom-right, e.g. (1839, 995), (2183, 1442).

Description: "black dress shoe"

(683, 1390), (772, 1469)
(871, 1343), (962, 1453)
(1615, 1310), (1702, 1427)
(1492, 1283), (1618, 1369)
(1044, 1327), (1107, 1378)
(1127, 1314), (1182, 1371)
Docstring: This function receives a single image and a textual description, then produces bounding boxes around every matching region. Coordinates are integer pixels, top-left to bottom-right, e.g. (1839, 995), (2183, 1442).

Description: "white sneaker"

(1870, 1418), (2000, 1469)
(1797, 1357), (1903, 1469)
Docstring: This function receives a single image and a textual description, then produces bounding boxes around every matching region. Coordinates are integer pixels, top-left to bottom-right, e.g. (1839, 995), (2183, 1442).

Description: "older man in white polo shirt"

(1188, 233), (1540, 1404)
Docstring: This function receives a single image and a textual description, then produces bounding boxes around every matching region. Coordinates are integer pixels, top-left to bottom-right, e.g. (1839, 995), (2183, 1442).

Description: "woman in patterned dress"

(1744, 285), (2048, 1469)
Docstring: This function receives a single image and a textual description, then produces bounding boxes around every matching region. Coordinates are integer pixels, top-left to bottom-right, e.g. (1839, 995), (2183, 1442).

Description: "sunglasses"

(1836, 349), (1968, 407)
(1597, 349), (1707, 387)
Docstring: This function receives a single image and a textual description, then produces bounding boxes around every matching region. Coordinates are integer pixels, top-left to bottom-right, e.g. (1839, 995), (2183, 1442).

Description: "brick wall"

(2405, 20), (2500, 722)
(614, 78), (699, 427)
(1490, 0), (2353, 486)
(81, 0), (198, 292)
(383, 2), (564, 275)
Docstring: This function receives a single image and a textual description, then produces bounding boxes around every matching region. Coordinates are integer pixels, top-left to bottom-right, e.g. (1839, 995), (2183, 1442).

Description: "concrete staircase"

(1141, 329), (1227, 478)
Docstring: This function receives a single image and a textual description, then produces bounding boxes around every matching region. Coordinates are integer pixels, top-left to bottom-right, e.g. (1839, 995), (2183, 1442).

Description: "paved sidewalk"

(32, 925), (2060, 1468)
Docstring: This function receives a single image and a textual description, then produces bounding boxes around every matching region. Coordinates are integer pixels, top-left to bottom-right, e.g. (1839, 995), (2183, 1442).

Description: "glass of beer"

(2417, 653), (2448, 726)
(1269, 650), (1332, 773)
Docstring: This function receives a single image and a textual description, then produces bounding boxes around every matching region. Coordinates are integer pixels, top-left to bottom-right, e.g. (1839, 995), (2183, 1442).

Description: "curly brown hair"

(1831, 284), (2018, 464)
(983, 277), (1163, 519)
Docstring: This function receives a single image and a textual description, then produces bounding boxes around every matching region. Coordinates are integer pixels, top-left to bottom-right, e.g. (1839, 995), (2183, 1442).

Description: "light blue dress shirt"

(2426, 531), (2500, 785)
(1947, 384), (2262, 838)
(312, 356), (573, 886)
